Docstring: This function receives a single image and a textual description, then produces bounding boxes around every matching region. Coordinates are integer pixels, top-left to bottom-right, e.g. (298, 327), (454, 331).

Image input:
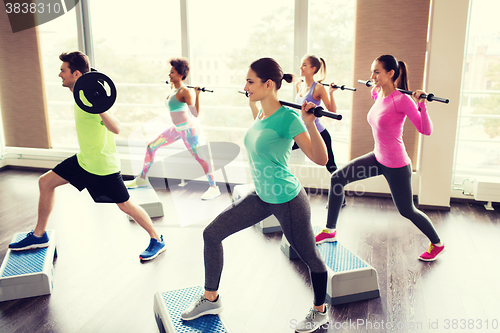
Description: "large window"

(38, 7), (79, 148)
(455, 0), (500, 178)
(186, 0), (295, 149)
(38, 0), (356, 166)
(88, 0), (182, 145)
(186, 0), (355, 163)
(308, 0), (355, 163)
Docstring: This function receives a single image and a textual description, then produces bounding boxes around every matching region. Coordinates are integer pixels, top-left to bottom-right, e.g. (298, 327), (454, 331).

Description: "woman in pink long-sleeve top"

(315, 55), (445, 262)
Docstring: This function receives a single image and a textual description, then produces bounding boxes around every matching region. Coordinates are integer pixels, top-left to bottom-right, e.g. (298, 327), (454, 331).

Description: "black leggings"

(293, 128), (337, 173)
(203, 188), (328, 306)
(326, 152), (440, 244)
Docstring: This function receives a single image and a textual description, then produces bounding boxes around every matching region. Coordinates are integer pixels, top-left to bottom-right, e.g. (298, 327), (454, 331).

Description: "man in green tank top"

(8, 51), (165, 261)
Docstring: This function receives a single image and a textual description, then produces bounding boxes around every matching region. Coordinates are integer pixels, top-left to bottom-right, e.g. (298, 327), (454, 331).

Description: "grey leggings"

(327, 152), (441, 244)
(203, 188), (328, 306)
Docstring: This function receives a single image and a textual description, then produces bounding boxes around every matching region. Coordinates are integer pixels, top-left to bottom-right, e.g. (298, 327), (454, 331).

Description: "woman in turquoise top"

(126, 58), (220, 200)
(181, 58), (330, 333)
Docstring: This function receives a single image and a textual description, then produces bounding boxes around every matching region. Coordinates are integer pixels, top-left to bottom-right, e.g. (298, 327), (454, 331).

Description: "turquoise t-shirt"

(244, 106), (307, 204)
(74, 103), (120, 176)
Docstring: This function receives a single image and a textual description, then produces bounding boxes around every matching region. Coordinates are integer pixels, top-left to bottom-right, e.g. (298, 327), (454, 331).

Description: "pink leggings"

(140, 124), (216, 186)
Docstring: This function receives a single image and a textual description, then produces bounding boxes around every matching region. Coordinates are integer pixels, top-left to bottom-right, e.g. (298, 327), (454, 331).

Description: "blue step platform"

(127, 182), (164, 219)
(0, 230), (57, 302)
(232, 184), (281, 234)
(154, 286), (230, 333)
(281, 228), (380, 305)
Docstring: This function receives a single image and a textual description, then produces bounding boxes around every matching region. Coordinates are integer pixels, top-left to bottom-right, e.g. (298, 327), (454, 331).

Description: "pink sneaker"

(315, 229), (337, 244)
(419, 243), (445, 261)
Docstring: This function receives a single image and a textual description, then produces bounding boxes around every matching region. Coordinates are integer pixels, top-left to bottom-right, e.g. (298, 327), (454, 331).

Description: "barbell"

(163, 80), (213, 93)
(73, 69), (117, 114)
(318, 82), (356, 91)
(238, 91), (342, 121)
(357, 80), (449, 103)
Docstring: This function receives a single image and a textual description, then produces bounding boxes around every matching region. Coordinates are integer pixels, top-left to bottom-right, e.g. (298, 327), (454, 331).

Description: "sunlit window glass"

(456, 0), (500, 178)
(308, 0), (355, 163)
(38, 9), (79, 148)
(89, 0), (182, 144)
(187, 0), (294, 149)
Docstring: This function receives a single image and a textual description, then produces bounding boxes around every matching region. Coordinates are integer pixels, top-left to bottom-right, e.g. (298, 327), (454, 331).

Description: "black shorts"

(53, 155), (130, 204)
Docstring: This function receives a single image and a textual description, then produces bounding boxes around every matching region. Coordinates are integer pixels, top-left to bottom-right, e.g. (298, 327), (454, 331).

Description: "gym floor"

(0, 168), (499, 333)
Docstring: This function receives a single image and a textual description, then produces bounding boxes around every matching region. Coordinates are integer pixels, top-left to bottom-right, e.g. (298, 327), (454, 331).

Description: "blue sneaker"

(9, 231), (50, 251)
(139, 236), (166, 261)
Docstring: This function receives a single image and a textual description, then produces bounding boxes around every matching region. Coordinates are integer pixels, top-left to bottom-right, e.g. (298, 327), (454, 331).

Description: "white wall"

(418, 0), (471, 208)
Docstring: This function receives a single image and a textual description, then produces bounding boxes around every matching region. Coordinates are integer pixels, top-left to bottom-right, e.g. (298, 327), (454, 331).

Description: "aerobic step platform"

(232, 184), (281, 233)
(127, 182), (164, 219)
(0, 230), (57, 302)
(281, 229), (380, 305)
(154, 285), (230, 333)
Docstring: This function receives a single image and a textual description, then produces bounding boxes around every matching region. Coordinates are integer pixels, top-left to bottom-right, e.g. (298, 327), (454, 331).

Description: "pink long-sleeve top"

(367, 88), (433, 168)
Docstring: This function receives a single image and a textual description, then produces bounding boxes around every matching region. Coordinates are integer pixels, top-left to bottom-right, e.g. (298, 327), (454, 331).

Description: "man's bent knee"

(39, 171), (66, 192)
(117, 199), (138, 215)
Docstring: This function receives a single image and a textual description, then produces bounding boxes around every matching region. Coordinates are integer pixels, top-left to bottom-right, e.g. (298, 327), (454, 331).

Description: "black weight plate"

(73, 72), (117, 114)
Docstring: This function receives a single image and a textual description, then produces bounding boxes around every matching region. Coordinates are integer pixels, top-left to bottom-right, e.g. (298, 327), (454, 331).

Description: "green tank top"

(74, 103), (120, 175)
(166, 87), (189, 113)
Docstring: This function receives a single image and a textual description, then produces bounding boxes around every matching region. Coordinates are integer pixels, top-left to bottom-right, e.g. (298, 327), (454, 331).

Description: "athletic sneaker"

(295, 306), (329, 333)
(419, 243), (445, 261)
(315, 229), (337, 244)
(201, 186), (221, 200)
(181, 295), (223, 321)
(139, 236), (166, 261)
(8, 231), (50, 251)
(125, 176), (149, 189)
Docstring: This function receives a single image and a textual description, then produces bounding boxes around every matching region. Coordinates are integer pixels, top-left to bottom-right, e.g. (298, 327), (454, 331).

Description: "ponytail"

(395, 61), (409, 90)
(316, 58), (327, 83)
(282, 73), (294, 84)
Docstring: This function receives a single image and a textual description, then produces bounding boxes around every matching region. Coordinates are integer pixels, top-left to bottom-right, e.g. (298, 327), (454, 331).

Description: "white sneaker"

(295, 305), (329, 332)
(125, 176), (149, 188)
(181, 295), (223, 321)
(201, 186), (221, 200)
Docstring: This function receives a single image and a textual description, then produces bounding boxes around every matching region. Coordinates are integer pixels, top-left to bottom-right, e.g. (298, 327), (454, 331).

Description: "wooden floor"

(0, 168), (499, 333)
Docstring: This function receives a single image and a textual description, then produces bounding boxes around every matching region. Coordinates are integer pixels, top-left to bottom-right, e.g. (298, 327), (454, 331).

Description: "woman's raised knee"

(203, 224), (224, 244)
